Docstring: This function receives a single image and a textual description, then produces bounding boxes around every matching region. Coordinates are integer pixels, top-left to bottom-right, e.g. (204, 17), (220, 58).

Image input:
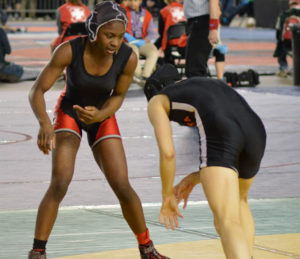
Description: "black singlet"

(61, 36), (132, 114)
(159, 77), (267, 179)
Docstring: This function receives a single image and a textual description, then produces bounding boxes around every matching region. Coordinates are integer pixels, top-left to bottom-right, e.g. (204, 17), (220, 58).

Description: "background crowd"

(1, 0), (299, 83)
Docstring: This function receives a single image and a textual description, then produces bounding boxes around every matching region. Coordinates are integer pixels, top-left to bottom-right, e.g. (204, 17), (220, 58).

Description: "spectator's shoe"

(133, 75), (143, 84)
(246, 17), (256, 28)
(139, 240), (170, 259)
(28, 250), (46, 259)
(133, 75), (146, 88)
(276, 69), (288, 78)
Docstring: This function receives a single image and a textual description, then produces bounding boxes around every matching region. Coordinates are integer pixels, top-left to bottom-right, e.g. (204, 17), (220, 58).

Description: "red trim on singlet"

(95, 114), (120, 141)
(53, 108), (81, 136)
(55, 87), (67, 113)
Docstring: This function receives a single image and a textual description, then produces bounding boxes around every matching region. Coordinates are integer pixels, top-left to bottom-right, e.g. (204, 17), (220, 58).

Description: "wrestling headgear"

(144, 64), (181, 101)
(85, 1), (128, 42)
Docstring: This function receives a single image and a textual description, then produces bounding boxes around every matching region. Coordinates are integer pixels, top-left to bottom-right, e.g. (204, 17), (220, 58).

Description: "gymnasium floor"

(0, 21), (299, 259)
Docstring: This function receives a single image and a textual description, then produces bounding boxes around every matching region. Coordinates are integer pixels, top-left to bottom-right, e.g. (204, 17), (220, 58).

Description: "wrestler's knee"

(49, 176), (71, 202)
(111, 180), (135, 203)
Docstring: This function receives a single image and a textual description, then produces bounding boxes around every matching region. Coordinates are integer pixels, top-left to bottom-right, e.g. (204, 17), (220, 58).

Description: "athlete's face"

(97, 21), (126, 55)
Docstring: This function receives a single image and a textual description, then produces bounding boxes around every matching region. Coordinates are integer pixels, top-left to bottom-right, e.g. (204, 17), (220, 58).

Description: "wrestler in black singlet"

(54, 36), (132, 147)
(159, 77), (267, 179)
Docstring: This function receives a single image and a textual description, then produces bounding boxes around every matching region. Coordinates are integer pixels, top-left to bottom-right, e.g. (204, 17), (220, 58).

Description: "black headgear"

(144, 64), (181, 101)
(85, 1), (128, 42)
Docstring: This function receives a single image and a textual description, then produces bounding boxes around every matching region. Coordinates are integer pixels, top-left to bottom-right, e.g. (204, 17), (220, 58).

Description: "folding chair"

(166, 21), (187, 77)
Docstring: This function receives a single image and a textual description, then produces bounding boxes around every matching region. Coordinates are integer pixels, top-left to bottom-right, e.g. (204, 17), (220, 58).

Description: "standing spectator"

(51, 0), (90, 52)
(155, 0), (187, 65)
(20, 0), (37, 19)
(220, 0), (256, 27)
(27, 2), (169, 259)
(273, 0), (300, 77)
(184, 0), (221, 78)
(211, 3), (228, 81)
(220, 0), (234, 18)
(124, 0), (159, 86)
(211, 41), (228, 80)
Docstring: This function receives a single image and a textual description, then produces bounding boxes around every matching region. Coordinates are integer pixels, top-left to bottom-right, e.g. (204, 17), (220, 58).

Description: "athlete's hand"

(73, 105), (103, 124)
(174, 172), (199, 209)
(38, 120), (55, 155)
(159, 194), (183, 230)
(208, 29), (219, 46)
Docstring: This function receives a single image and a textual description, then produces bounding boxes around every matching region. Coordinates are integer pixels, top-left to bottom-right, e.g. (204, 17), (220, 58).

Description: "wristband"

(209, 18), (219, 30)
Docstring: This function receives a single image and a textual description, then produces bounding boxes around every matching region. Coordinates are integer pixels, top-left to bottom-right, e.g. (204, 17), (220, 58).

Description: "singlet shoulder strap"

(116, 42), (133, 72)
(69, 36), (87, 66)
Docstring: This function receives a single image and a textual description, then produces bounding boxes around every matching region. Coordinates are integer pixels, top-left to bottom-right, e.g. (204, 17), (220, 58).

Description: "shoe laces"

(29, 251), (45, 259)
(140, 242), (169, 259)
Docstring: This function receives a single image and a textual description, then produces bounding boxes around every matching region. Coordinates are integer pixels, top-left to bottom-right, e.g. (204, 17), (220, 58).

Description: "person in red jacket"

(51, 0), (90, 52)
(155, 0), (187, 65)
(124, 0), (159, 86)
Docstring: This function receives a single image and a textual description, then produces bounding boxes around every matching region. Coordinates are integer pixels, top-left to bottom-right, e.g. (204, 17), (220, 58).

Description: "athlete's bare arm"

(174, 171), (201, 209)
(148, 95), (182, 230)
(208, 0), (221, 45)
(28, 42), (72, 154)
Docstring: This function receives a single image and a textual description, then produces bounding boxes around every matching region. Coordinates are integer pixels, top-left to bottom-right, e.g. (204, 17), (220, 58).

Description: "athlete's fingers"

(73, 105), (84, 111)
(84, 106), (94, 111)
(175, 206), (183, 218)
(52, 134), (56, 150)
(38, 134), (46, 153)
(159, 213), (163, 224)
(169, 216), (175, 230)
(38, 137), (48, 154)
(164, 216), (170, 230)
(73, 105), (89, 117)
(183, 197), (188, 209)
(172, 215), (179, 229)
(160, 213), (169, 229)
(45, 135), (51, 151)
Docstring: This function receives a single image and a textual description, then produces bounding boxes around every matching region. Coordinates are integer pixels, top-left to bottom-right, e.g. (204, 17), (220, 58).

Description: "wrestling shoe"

(139, 240), (170, 259)
(28, 250), (46, 259)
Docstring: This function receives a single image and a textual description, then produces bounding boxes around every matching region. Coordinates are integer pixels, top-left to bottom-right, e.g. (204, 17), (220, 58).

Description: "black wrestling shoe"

(139, 240), (170, 259)
(28, 250), (46, 259)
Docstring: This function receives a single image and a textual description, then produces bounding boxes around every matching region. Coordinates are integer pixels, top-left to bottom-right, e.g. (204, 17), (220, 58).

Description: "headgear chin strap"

(86, 1), (128, 42)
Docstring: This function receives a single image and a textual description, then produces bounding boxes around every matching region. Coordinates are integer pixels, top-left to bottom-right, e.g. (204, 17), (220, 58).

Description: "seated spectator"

(273, 0), (300, 77)
(51, 0), (90, 52)
(155, 0), (187, 65)
(0, 8), (27, 33)
(124, 0), (159, 86)
(142, 0), (165, 17)
(0, 19), (24, 82)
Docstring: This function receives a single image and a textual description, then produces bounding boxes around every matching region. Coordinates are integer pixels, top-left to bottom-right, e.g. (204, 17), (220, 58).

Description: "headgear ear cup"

(144, 78), (163, 101)
(144, 64), (181, 101)
(85, 1), (128, 42)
